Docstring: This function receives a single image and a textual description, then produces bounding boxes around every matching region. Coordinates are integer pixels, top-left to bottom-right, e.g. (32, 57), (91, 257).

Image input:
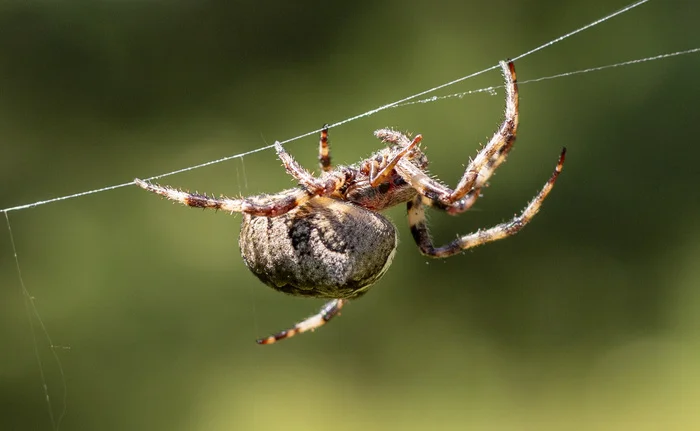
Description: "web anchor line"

(0, 0), (651, 215)
(397, 47), (700, 108)
(4, 212), (67, 431)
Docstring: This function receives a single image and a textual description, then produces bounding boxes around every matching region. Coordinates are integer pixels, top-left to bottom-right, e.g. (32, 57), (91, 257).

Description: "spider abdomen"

(239, 197), (397, 299)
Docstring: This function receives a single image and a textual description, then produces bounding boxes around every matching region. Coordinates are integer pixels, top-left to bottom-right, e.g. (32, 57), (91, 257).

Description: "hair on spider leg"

(135, 60), (566, 344)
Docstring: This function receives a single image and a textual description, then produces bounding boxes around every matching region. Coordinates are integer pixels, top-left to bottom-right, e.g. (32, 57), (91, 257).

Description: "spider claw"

(274, 141), (289, 158)
(256, 336), (274, 345)
(558, 147), (567, 163)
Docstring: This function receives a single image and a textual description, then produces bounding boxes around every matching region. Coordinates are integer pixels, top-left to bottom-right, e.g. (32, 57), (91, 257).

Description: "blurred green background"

(1, 1), (699, 430)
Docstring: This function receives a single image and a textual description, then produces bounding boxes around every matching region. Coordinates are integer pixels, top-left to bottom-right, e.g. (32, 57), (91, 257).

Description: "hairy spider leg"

(394, 60), (519, 209)
(437, 130), (521, 216)
(135, 134), (353, 219)
(420, 191), (481, 216)
(274, 142), (353, 196)
(407, 148), (565, 258)
(257, 299), (347, 344)
(374, 128), (418, 148)
(318, 124), (331, 172)
(135, 179), (315, 218)
(369, 135), (422, 187)
(450, 60), (519, 200)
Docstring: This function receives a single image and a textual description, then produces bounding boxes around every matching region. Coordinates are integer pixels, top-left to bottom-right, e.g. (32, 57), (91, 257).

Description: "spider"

(135, 60), (566, 345)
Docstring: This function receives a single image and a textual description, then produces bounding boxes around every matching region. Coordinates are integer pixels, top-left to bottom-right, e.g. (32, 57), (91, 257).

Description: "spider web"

(1, 0), (698, 429)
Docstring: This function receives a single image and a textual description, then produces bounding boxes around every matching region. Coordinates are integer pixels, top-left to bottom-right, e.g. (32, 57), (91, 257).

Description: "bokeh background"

(1, 1), (699, 430)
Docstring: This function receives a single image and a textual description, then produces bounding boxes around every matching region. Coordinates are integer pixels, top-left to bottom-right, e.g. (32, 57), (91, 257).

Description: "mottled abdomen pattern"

(239, 197), (397, 299)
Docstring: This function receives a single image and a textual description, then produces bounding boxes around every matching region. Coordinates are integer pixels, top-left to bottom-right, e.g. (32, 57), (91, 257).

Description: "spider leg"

(433, 139), (519, 215)
(318, 124), (332, 172)
(274, 142), (352, 196)
(136, 135), (353, 218)
(420, 189), (481, 216)
(374, 128), (416, 148)
(370, 134), (422, 187)
(135, 179), (314, 217)
(407, 148), (565, 258)
(257, 299), (347, 345)
(395, 60), (519, 207)
(435, 143), (516, 216)
(449, 60), (519, 200)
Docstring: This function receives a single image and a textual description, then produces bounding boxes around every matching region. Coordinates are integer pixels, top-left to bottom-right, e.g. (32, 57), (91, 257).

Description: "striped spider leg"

(392, 60), (566, 256)
(392, 60), (522, 214)
(134, 136), (352, 218)
(407, 149), (565, 258)
(256, 299), (347, 344)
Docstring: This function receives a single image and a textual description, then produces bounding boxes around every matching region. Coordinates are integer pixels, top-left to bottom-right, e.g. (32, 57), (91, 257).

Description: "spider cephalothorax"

(135, 60), (566, 345)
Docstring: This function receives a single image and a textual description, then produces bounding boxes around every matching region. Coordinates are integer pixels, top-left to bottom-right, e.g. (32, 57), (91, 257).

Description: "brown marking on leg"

(318, 124), (332, 172)
(448, 60), (519, 203)
(406, 147), (565, 258)
(135, 178), (314, 217)
(257, 299), (347, 344)
(393, 61), (520, 212)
